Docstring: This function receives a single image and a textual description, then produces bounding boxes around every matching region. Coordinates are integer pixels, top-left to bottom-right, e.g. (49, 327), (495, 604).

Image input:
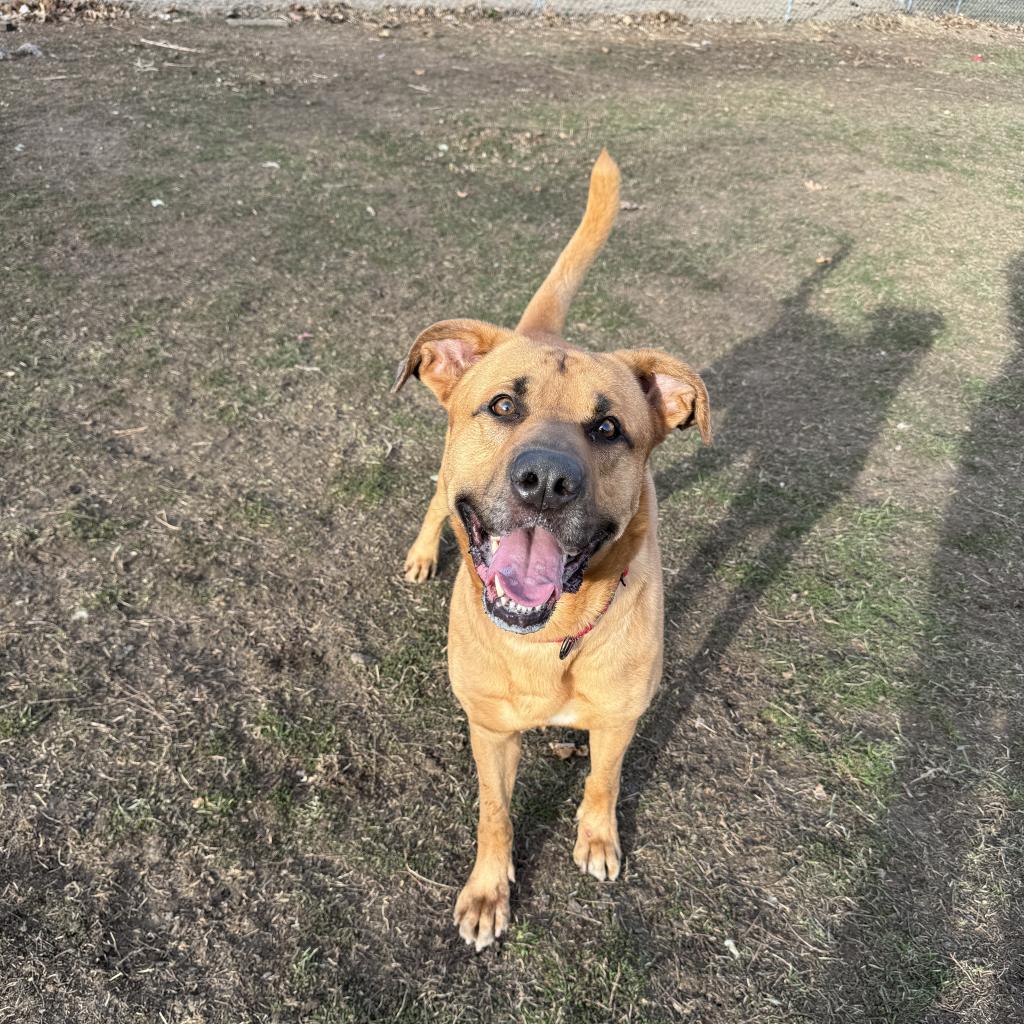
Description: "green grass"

(376, 617), (448, 700)
(0, 706), (47, 740)
(328, 462), (398, 504)
(63, 496), (125, 543)
(863, 933), (951, 1022)
(191, 790), (239, 820)
(940, 46), (1024, 78)
(110, 795), (163, 838)
(508, 925), (653, 1024)
(208, 373), (273, 425)
(256, 334), (317, 370)
(833, 740), (898, 796)
(3, 15), (1024, 1024)
(748, 494), (933, 802)
(254, 707), (341, 762)
(237, 493), (278, 528)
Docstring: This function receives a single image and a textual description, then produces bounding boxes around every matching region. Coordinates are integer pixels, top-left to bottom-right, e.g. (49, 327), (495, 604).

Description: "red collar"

(555, 567), (629, 660)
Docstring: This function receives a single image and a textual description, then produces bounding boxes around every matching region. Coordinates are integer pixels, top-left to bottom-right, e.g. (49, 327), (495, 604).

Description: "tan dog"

(393, 151), (711, 951)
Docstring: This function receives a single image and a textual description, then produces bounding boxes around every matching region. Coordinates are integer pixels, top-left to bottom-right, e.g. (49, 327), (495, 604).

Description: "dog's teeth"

(494, 576), (506, 599)
(490, 537), (499, 554)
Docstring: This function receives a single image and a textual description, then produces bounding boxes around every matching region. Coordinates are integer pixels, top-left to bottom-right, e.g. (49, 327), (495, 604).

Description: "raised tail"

(516, 149), (621, 341)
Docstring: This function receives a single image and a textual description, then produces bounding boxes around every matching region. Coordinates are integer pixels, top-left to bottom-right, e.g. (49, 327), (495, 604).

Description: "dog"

(393, 150), (711, 950)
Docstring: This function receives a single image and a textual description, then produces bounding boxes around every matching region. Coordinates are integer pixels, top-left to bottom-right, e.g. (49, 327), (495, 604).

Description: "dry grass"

(1, 13), (1023, 1023)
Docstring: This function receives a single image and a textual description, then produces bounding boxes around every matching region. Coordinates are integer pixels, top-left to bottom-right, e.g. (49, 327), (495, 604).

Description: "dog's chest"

(545, 700), (582, 728)
(494, 637), (639, 732)
(498, 686), (583, 732)
(497, 672), (587, 731)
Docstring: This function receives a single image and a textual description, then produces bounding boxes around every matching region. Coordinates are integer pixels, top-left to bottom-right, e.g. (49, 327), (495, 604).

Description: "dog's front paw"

(403, 545), (437, 583)
(454, 873), (510, 952)
(573, 819), (621, 881)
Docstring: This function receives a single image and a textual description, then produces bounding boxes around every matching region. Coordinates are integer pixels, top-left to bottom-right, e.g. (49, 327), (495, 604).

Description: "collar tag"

(554, 567), (629, 659)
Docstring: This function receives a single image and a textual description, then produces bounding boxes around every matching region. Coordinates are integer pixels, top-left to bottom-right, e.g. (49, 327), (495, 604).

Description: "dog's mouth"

(458, 501), (612, 634)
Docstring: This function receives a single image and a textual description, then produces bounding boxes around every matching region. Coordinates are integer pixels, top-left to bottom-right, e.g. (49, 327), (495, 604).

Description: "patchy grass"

(0, 705), (47, 740)
(62, 496), (127, 543)
(328, 461), (399, 504)
(2, 13), (1023, 1024)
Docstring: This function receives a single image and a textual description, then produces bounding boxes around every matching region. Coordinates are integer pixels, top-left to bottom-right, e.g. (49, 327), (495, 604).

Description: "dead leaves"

(548, 740), (588, 761)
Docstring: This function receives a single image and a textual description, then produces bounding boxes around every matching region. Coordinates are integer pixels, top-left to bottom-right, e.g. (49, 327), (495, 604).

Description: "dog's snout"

(509, 449), (585, 512)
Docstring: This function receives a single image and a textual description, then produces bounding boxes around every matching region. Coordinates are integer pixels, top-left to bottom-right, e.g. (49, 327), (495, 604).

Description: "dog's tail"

(516, 149), (620, 341)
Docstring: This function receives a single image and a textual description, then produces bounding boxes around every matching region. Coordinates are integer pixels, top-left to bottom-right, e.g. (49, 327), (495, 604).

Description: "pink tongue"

(486, 526), (565, 607)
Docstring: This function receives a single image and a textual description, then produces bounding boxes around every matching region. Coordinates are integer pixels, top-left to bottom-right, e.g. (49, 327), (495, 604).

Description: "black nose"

(509, 449), (585, 512)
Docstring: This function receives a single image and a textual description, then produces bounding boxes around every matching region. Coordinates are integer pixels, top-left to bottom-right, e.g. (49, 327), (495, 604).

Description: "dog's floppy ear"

(392, 319), (508, 406)
(613, 348), (712, 444)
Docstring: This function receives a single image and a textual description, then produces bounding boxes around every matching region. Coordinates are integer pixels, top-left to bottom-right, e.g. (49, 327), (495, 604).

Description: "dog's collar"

(556, 567), (629, 660)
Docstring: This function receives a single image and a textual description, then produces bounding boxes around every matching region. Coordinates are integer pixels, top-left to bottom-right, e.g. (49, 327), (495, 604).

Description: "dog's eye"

(594, 417), (620, 440)
(489, 395), (517, 417)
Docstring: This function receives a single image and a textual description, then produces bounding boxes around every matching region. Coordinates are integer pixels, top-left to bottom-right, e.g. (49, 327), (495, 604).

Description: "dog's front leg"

(403, 475), (448, 582)
(574, 720), (637, 881)
(454, 721), (521, 951)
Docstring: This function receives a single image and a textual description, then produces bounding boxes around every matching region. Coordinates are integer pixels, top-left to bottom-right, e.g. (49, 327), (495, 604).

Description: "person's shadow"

(801, 254), (1024, 1018)
(617, 244), (944, 850)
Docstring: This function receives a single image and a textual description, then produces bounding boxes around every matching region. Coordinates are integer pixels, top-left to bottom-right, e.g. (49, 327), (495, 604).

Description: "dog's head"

(394, 319), (711, 634)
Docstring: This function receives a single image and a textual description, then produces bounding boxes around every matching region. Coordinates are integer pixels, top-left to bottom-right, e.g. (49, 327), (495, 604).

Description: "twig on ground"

(405, 865), (455, 891)
(138, 37), (203, 54)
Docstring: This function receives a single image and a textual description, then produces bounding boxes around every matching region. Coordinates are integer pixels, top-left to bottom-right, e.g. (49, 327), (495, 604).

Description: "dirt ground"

(2, 9), (1023, 1023)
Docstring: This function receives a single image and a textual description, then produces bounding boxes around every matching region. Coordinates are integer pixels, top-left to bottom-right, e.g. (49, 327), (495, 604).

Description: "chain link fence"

(342, 0), (1024, 22)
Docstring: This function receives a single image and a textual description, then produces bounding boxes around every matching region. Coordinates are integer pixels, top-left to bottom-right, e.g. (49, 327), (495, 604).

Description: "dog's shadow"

(511, 245), (944, 895)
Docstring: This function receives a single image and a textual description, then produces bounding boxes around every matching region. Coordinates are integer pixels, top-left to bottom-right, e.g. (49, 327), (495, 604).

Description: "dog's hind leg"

(403, 475), (449, 582)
